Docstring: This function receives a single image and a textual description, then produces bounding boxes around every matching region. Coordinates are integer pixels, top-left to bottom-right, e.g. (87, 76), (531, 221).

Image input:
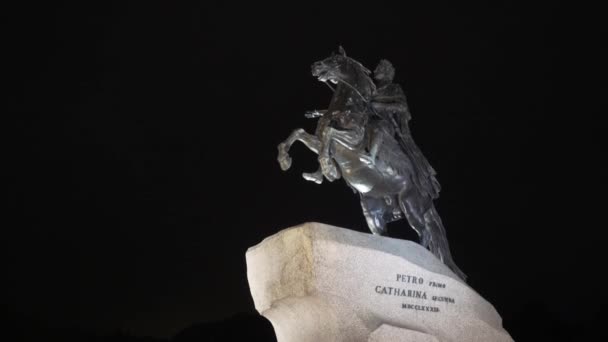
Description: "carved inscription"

(374, 273), (456, 313)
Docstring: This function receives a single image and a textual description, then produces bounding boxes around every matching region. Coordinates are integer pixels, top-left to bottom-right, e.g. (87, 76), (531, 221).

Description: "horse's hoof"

(302, 172), (322, 184)
(281, 158), (292, 171)
(278, 156), (292, 171)
(277, 144), (292, 171)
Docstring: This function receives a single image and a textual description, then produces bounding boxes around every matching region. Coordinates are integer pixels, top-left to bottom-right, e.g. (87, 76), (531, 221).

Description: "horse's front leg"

(277, 128), (321, 171)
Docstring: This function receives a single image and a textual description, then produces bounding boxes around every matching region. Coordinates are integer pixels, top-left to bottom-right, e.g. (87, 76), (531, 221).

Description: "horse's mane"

(341, 55), (376, 100)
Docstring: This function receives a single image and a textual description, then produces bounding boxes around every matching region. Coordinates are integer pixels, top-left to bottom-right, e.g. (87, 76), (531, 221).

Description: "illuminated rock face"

(246, 222), (513, 342)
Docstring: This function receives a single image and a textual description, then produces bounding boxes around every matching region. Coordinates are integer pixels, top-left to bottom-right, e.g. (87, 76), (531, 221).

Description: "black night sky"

(5, 1), (605, 341)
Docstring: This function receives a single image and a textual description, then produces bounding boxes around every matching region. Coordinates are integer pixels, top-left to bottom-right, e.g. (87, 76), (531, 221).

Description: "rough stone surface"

(369, 325), (440, 342)
(246, 222), (514, 342)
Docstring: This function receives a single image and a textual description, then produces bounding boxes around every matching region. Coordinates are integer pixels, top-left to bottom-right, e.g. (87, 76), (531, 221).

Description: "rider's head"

(373, 59), (395, 85)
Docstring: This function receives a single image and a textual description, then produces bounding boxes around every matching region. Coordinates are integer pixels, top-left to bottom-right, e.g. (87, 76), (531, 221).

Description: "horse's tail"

(424, 207), (467, 282)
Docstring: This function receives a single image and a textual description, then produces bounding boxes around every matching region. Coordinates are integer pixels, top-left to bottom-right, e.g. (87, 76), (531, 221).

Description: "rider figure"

(366, 59), (411, 163)
(302, 59), (412, 180)
(371, 60), (411, 136)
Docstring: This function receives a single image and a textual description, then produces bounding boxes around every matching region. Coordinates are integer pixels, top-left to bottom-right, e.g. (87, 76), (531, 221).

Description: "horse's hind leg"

(277, 128), (321, 171)
(398, 190), (431, 248)
(360, 195), (392, 235)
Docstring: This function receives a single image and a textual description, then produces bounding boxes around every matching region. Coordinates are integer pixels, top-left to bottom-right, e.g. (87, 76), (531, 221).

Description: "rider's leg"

(317, 126), (363, 181)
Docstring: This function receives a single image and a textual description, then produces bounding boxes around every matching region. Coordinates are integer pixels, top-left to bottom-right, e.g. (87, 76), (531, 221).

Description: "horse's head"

(311, 46), (375, 100)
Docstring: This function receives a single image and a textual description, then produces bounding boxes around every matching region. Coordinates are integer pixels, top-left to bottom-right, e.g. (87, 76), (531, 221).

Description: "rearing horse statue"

(277, 47), (466, 281)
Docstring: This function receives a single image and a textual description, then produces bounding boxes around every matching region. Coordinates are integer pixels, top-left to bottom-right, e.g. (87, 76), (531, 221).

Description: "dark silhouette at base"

(3, 307), (276, 342)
